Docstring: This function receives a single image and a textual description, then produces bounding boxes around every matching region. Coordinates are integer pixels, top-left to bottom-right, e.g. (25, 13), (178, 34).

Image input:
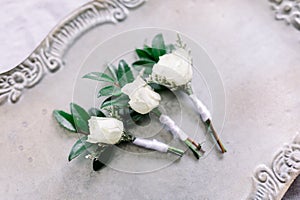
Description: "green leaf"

(68, 136), (93, 161)
(70, 103), (90, 134)
(101, 95), (129, 109)
(143, 46), (154, 56)
(107, 64), (118, 81)
(88, 108), (106, 117)
(98, 85), (122, 97)
(152, 34), (166, 49)
(132, 60), (155, 75)
(83, 72), (115, 83)
(132, 59), (156, 67)
(53, 110), (76, 132)
(136, 49), (155, 61)
(101, 97), (112, 107)
(151, 34), (167, 61)
(117, 60), (134, 87)
(148, 83), (169, 92)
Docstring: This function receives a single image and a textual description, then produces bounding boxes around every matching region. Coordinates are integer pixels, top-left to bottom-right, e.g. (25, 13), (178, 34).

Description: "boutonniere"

(84, 59), (203, 159)
(52, 32), (226, 171)
(133, 34), (226, 153)
(53, 104), (184, 171)
(121, 76), (203, 159)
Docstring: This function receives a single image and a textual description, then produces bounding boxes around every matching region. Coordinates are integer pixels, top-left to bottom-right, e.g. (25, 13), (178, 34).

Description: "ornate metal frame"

(0, 0), (299, 199)
(0, 0), (145, 105)
(269, 0), (300, 30)
(248, 134), (300, 200)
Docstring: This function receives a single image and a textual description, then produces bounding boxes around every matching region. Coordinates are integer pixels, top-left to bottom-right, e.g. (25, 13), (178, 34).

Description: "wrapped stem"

(186, 86), (226, 153)
(206, 120), (227, 153)
(189, 94), (211, 122)
(159, 114), (189, 141)
(158, 113), (203, 159)
(132, 138), (184, 156)
(184, 139), (201, 159)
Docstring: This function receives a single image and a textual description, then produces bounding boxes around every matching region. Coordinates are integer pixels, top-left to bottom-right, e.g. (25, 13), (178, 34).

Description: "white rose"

(87, 117), (123, 144)
(152, 48), (193, 86)
(121, 76), (161, 114)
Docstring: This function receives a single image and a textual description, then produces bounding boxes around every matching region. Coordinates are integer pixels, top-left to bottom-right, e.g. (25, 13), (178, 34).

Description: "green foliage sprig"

(83, 59), (152, 126)
(53, 103), (111, 170)
(132, 33), (174, 75)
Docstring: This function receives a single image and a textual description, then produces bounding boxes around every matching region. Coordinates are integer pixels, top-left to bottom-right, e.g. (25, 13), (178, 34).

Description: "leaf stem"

(185, 85), (226, 153)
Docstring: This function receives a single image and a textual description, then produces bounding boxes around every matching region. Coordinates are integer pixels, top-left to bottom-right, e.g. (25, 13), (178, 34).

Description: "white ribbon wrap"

(133, 138), (169, 152)
(159, 115), (188, 141)
(189, 94), (211, 122)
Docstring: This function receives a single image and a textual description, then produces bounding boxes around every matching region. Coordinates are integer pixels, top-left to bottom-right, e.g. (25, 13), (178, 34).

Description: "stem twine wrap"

(189, 94), (211, 122)
(133, 138), (169, 152)
(159, 114), (188, 141)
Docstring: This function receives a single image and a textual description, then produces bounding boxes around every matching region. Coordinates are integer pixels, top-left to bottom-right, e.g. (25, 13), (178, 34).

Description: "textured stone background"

(1, 0), (299, 199)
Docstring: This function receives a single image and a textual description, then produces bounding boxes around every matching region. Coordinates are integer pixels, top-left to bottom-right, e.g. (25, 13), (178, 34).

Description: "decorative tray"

(0, 1), (299, 199)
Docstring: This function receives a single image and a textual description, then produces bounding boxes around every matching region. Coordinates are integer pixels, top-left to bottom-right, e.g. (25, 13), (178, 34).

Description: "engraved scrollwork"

(249, 134), (300, 200)
(0, 0), (145, 105)
(269, 0), (300, 30)
(252, 166), (280, 200)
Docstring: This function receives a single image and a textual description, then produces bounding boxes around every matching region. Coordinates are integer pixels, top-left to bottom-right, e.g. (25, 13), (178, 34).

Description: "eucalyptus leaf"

(53, 110), (76, 132)
(98, 85), (122, 97)
(151, 34), (167, 61)
(117, 60), (134, 87)
(68, 136), (93, 161)
(70, 103), (90, 134)
(83, 72), (115, 83)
